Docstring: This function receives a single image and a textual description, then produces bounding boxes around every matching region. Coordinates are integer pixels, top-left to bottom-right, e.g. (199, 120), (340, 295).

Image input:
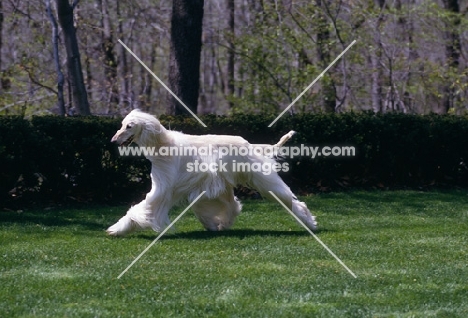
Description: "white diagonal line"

(117, 191), (206, 279)
(268, 40), (357, 127)
(268, 191), (357, 278)
(118, 39), (207, 128)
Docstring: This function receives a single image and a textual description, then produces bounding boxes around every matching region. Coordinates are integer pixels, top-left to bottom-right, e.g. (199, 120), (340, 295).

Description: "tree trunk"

(97, 0), (118, 113)
(371, 0), (385, 113)
(0, 0), (4, 95)
(46, 0), (66, 116)
(396, 0), (416, 113)
(84, 40), (93, 108)
(227, 0), (235, 108)
(315, 0), (336, 113)
(140, 44), (156, 112)
(442, 0), (461, 113)
(146, 45), (157, 111)
(168, 0), (204, 115)
(116, 1), (130, 112)
(56, 0), (90, 115)
(370, 53), (382, 113)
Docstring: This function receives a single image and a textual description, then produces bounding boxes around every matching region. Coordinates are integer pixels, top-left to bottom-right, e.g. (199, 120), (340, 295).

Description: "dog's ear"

(138, 119), (163, 146)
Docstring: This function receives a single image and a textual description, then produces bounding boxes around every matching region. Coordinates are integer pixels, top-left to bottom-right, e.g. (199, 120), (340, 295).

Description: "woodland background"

(0, 0), (467, 117)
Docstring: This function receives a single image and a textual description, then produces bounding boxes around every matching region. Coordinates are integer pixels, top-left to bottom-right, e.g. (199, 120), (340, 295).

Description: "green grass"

(1, 190), (467, 317)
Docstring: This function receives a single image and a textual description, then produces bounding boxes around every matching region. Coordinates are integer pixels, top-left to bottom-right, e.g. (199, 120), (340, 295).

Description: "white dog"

(107, 109), (317, 236)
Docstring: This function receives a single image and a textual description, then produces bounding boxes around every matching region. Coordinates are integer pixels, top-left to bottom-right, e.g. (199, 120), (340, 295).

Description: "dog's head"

(111, 109), (164, 146)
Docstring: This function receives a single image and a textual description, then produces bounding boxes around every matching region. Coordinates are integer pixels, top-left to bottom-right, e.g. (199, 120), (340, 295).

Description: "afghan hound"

(106, 109), (317, 236)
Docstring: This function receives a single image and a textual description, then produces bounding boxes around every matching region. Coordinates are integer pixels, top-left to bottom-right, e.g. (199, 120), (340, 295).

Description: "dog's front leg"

(106, 200), (147, 236)
(142, 189), (173, 232)
(107, 173), (172, 236)
(106, 195), (172, 236)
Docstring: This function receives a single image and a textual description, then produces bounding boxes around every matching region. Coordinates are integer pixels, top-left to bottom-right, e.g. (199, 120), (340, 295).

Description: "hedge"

(1, 112), (468, 208)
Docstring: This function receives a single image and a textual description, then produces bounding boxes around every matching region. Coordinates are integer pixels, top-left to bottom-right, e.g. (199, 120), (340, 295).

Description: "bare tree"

(96, 0), (118, 113)
(56, 0), (90, 115)
(46, 0), (66, 116)
(315, 0), (336, 113)
(0, 0), (3, 95)
(139, 43), (157, 111)
(168, 0), (204, 115)
(116, 1), (130, 112)
(370, 0), (385, 113)
(1, 0), (468, 115)
(442, 0), (461, 113)
(227, 0), (235, 108)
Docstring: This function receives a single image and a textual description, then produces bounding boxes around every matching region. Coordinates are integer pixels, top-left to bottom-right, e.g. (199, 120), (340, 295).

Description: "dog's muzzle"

(111, 133), (134, 146)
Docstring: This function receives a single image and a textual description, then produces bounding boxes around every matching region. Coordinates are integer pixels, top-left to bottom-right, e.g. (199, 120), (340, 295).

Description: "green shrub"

(1, 112), (468, 207)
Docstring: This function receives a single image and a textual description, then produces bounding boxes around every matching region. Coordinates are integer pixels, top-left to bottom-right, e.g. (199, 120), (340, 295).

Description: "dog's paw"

(106, 225), (123, 236)
(304, 214), (318, 232)
(310, 218), (318, 232)
(106, 216), (135, 236)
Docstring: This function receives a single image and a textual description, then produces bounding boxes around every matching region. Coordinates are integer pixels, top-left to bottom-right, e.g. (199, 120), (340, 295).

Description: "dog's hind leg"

(192, 188), (242, 231)
(250, 172), (317, 231)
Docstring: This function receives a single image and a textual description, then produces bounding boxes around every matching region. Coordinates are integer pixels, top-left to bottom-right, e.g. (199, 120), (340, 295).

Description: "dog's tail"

(273, 130), (296, 148)
(251, 130), (296, 160)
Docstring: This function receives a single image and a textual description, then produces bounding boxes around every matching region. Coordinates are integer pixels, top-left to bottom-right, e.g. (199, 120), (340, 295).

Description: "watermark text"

(118, 144), (356, 159)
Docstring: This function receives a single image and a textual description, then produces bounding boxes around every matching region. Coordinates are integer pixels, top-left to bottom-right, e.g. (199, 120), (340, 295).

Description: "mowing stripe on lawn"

(117, 191), (206, 279)
(268, 191), (357, 278)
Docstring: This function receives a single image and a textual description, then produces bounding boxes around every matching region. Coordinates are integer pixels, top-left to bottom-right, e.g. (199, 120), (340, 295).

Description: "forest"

(0, 0), (467, 116)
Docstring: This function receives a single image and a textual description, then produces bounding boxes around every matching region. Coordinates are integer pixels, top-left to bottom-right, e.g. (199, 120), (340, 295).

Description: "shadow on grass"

(134, 228), (330, 241)
(1, 208), (331, 240)
(0, 210), (106, 231)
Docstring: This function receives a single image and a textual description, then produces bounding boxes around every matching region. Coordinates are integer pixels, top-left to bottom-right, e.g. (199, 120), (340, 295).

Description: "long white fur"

(106, 109), (317, 236)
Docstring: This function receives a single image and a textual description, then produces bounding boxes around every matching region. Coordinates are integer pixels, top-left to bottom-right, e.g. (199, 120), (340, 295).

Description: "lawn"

(1, 190), (467, 317)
